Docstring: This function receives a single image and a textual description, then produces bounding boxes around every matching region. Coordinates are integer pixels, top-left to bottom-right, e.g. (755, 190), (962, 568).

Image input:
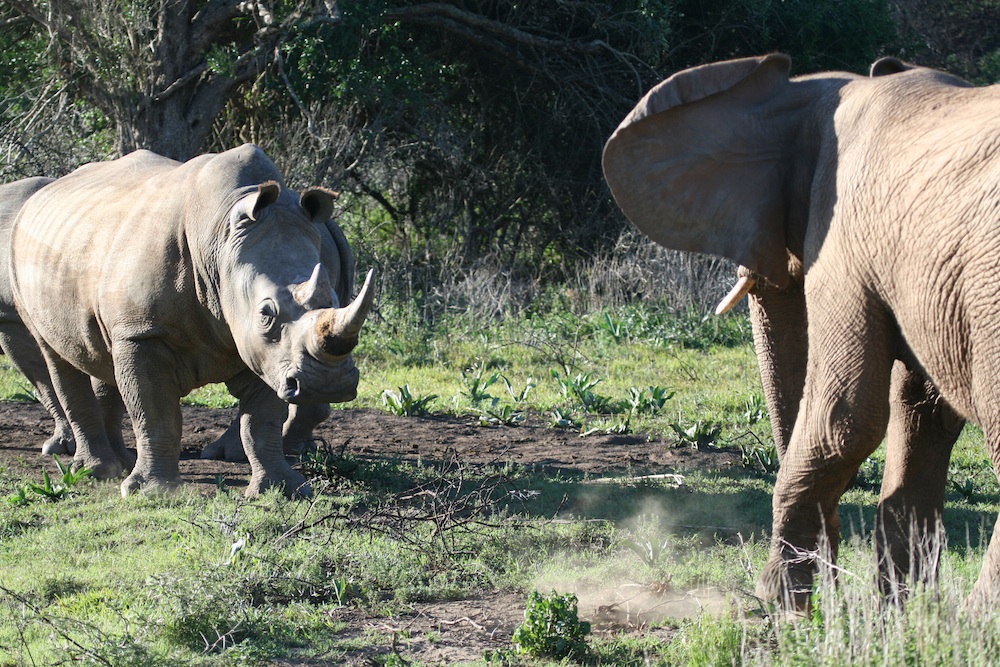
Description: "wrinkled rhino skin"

(10, 145), (372, 497)
(0, 176), (78, 455)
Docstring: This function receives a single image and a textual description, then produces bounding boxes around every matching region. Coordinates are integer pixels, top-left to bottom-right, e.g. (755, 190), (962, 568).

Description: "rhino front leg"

(113, 340), (183, 496)
(201, 403), (330, 461)
(93, 379), (136, 471)
(227, 370), (310, 498)
(200, 415), (246, 462)
(281, 403), (330, 456)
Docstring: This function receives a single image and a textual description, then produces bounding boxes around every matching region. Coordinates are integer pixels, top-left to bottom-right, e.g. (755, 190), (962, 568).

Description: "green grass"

(0, 303), (998, 665)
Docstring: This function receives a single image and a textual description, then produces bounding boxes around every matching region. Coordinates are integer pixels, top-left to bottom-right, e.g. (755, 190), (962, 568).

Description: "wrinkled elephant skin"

(603, 55), (1000, 606)
(10, 145), (373, 498)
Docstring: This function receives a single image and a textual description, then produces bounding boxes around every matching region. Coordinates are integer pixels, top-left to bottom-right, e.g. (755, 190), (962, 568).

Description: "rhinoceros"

(9, 144), (373, 497)
(0, 176), (76, 455)
(0, 177), (334, 464)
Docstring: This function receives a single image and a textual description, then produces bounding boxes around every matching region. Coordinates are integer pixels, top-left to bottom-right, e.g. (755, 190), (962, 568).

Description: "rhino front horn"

(309, 269), (375, 359)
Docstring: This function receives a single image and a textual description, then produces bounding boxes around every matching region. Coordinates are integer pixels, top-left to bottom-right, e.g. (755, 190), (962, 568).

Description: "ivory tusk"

(714, 275), (757, 316)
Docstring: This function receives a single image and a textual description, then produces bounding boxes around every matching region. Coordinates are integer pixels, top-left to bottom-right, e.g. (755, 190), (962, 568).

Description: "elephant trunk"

(308, 269), (375, 360)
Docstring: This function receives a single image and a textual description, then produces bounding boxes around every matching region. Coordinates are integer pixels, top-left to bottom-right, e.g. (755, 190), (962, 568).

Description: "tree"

(2, 0), (342, 161)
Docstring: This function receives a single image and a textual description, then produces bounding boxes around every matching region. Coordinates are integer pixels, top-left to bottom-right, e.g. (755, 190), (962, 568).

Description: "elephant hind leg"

(876, 360), (962, 600)
(757, 286), (896, 609)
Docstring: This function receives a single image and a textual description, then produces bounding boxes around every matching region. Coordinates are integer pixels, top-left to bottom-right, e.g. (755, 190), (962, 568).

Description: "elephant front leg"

(876, 360), (962, 598)
(113, 340), (184, 496)
(227, 370), (309, 498)
(757, 285), (895, 609)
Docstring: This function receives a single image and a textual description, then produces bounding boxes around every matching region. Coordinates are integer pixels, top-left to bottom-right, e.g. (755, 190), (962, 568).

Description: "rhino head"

(222, 181), (373, 404)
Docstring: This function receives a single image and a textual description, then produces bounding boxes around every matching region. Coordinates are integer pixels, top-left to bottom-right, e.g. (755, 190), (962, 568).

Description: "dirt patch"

(0, 400), (742, 664)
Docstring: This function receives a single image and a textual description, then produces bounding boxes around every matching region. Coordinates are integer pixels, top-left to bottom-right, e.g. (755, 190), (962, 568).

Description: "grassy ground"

(0, 302), (998, 665)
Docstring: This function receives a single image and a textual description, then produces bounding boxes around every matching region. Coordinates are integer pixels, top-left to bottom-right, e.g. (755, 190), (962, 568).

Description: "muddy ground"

(0, 400), (742, 665)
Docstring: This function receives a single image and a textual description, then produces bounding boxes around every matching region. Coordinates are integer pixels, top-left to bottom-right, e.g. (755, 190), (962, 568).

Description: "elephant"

(603, 53), (1000, 607)
(10, 145), (373, 497)
(0, 177), (334, 466)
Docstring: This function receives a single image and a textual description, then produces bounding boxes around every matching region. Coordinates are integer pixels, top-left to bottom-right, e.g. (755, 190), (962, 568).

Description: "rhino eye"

(258, 299), (278, 330)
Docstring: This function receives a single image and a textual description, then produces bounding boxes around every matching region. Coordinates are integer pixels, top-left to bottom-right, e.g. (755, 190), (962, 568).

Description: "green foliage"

(461, 361), (503, 406)
(7, 456), (92, 505)
(512, 590), (591, 660)
(739, 440), (780, 474)
(381, 384), (438, 416)
(670, 420), (723, 449)
(551, 369), (618, 414)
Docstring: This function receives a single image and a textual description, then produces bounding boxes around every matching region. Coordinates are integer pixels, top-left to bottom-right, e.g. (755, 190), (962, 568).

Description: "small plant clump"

(381, 384), (438, 417)
(512, 590), (591, 661)
(6, 456), (92, 505)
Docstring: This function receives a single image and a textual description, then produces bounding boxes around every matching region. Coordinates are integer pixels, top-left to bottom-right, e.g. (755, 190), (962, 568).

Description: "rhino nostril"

(285, 376), (300, 399)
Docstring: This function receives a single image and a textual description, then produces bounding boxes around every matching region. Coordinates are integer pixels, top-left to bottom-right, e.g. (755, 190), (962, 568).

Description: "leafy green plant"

(598, 311), (628, 344)
(381, 385), (438, 417)
(670, 420), (722, 449)
(7, 456), (92, 505)
(549, 408), (579, 429)
(625, 385), (674, 415)
(739, 441), (779, 474)
(502, 375), (535, 405)
(951, 477), (977, 502)
(461, 361), (502, 407)
(623, 536), (671, 567)
(741, 393), (768, 425)
(512, 590), (591, 661)
(478, 400), (525, 427)
(551, 369), (617, 414)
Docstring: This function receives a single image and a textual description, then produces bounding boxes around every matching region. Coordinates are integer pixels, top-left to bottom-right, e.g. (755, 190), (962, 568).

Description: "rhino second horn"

(310, 269), (375, 359)
(293, 263), (334, 309)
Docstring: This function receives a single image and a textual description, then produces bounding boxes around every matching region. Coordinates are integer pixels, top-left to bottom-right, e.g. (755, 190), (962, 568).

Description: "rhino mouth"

(278, 365), (360, 404)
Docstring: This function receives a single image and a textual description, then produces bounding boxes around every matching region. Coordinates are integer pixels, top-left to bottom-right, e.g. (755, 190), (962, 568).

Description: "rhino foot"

(73, 455), (124, 480)
(245, 468), (311, 499)
(200, 423), (248, 462)
(120, 470), (181, 497)
(41, 433), (77, 456)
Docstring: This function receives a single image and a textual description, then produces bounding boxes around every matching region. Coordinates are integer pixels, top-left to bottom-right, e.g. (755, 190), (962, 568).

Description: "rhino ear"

(603, 54), (798, 287)
(300, 187), (338, 222)
(870, 57), (914, 77)
(249, 181), (281, 221)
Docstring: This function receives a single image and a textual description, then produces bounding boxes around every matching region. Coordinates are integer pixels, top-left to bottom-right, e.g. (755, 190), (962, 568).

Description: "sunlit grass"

(0, 303), (997, 664)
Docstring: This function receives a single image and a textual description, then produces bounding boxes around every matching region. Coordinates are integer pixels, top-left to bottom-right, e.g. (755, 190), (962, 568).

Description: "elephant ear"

(603, 54), (797, 287)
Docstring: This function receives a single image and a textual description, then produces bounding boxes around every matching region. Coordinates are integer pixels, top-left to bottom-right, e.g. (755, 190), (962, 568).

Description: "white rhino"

(9, 145), (373, 497)
(0, 176), (344, 465)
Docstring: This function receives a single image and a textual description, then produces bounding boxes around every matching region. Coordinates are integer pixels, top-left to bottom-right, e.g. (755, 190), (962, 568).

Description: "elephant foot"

(756, 554), (815, 612)
(245, 467), (311, 499)
(41, 432), (77, 456)
(120, 470), (181, 497)
(200, 424), (248, 462)
(73, 454), (124, 480)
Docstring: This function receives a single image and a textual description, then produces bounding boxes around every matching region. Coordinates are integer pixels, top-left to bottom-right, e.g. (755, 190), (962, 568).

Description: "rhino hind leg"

(0, 324), (76, 455)
(40, 350), (127, 480)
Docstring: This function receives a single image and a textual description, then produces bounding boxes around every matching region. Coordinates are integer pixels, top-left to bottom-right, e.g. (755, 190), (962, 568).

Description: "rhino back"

(0, 177), (55, 320)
